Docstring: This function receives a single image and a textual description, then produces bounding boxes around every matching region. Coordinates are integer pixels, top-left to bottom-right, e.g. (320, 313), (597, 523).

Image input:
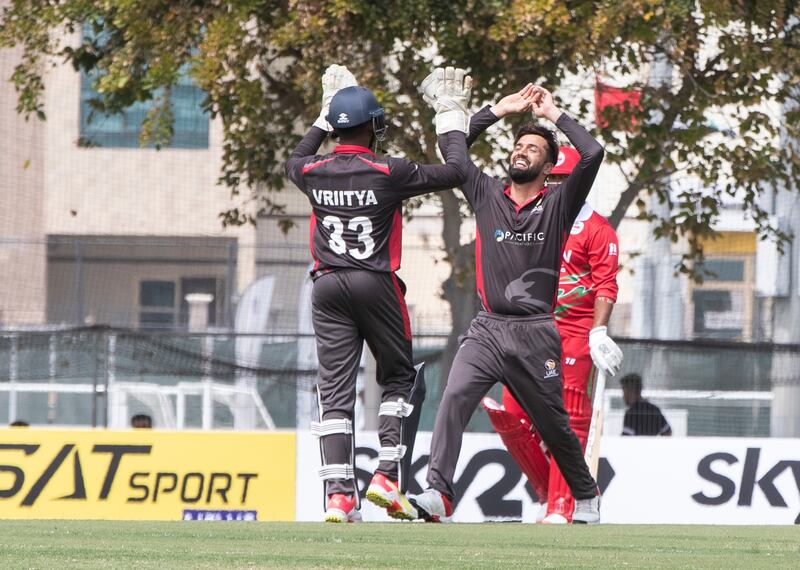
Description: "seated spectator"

(620, 373), (672, 436)
(131, 414), (153, 429)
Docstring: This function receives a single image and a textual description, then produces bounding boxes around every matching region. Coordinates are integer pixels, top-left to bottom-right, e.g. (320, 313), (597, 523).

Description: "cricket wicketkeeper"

(284, 65), (471, 522)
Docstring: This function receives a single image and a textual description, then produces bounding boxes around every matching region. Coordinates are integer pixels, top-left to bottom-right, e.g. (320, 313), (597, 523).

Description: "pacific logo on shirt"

(494, 229), (545, 245)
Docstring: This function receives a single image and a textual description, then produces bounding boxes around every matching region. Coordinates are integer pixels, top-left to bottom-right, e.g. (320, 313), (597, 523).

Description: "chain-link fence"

(2, 328), (798, 437)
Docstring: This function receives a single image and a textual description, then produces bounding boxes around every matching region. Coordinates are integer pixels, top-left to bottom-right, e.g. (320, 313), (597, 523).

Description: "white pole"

(186, 293), (214, 431)
(186, 293), (214, 333)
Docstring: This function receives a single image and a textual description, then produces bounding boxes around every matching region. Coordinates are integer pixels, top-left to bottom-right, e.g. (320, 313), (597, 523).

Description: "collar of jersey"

(333, 145), (376, 157)
(503, 185), (548, 212)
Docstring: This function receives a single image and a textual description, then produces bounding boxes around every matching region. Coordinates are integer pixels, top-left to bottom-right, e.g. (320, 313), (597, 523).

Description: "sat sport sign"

(0, 429), (295, 521)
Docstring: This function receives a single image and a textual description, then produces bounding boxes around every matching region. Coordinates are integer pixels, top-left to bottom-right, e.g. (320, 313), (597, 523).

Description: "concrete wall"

(0, 43), (47, 325)
(1, 30), (259, 328)
(41, 40), (256, 292)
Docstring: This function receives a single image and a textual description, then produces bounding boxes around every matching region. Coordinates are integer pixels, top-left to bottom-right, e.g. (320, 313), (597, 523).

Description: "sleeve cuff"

(554, 112), (571, 128)
(594, 288), (618, 302)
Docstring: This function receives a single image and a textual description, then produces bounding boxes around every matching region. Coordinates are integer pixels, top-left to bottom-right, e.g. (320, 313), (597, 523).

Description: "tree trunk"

(438, 189), (479, 393)
(440, 249), (479, 391)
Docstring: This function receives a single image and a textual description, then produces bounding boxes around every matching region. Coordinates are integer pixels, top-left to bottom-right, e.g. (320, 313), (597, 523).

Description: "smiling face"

(508, 134), (554, 184)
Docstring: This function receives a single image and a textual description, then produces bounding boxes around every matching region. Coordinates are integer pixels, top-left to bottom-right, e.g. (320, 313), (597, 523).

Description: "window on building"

(79, 26), (209, 149)
(138, 278), (222, 330)
(47, 235), (234, 328)
(690, 257), (754, 341)
(688, 232), (756, 342)
(692, 289), (744, 340)
(702, 259), (745, 282)
(139, 280), (177, 328)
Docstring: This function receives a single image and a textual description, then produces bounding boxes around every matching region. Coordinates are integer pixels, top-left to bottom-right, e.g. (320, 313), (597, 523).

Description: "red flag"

(595, 81), (641, 129)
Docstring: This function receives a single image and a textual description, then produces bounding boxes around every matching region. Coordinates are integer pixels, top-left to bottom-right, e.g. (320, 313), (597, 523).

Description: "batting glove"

(589, 326), (623, 378)
(313, 64), (358, 131)
(420, 66), (472, 134)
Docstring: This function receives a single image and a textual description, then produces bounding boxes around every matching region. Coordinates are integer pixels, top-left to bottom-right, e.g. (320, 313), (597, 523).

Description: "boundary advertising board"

(4, 429), (797, 524)
(297, 432), (800, 524)
(0, 429), (295, 521)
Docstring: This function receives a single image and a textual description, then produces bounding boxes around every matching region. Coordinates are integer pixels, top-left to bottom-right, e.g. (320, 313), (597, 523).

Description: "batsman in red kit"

(483, 146), (623, 524)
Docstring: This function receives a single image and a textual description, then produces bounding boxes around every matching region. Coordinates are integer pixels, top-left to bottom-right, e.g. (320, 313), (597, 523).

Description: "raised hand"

(420, 67), (444, 109)
(441, 67), (472, 107)
(420, 66), (473, 134)
(437, 66), (472, 134)
(530, 85), (562, 123)
(314, 64), (358, 131)
(491, 83), (535, 118)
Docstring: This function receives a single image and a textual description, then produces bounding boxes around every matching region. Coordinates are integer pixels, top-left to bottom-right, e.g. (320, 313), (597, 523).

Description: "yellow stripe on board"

(0, 429), (296, 521)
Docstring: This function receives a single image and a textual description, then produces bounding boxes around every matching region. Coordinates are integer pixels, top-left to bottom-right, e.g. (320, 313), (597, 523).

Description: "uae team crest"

(544, 358), (559, 378)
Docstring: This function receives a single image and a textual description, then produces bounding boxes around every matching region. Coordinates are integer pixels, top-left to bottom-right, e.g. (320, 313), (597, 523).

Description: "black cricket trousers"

(312, 268), (415, 494)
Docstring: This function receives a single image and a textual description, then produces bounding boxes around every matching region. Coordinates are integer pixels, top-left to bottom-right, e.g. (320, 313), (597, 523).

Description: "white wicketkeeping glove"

(420, 67), (442, 109)
(589, 326), (623, 378)
(313, 64), (358, 131)
(420, 66), (472, 134)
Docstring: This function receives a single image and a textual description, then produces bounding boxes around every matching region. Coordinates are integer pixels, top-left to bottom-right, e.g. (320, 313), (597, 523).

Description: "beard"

(508, 162), (542, 184)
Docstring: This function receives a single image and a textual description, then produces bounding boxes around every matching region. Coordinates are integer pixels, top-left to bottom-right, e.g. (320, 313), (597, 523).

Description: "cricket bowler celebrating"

(484, 145), (623, 524)
(284, 65), (471, 522)
(410, 75), (603, 523)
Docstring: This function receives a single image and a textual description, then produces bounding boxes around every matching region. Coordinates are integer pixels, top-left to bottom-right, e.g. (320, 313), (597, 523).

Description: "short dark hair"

(10, 420), (29, 427)
(513, 123), (559, 165)
(620, 373), (642, 390)
(332, 121), (373, 143)
(131, 413), (153, 428)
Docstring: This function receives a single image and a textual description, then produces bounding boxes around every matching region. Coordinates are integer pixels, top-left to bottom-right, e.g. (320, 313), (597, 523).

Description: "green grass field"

(0, 521), (796, 569)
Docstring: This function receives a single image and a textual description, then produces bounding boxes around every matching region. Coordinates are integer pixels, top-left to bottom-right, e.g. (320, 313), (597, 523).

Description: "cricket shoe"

(408, 488), (453, 522)
(324, 493), (362, 523)
(572, 494), (600, 524)
(365, 473), (418, 520)
(541, 513), (569, 524)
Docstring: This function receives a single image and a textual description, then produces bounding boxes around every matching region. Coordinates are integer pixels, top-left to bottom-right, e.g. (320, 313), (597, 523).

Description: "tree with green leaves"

(2, 0), (798, 372)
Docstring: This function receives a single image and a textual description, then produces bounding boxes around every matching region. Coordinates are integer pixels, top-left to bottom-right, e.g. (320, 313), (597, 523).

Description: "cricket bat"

(584, 370), (606, 479)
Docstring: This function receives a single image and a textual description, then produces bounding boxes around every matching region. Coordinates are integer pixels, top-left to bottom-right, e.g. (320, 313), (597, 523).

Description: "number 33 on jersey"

(321, 215), (375, 260)
(285, 141), (469, 275)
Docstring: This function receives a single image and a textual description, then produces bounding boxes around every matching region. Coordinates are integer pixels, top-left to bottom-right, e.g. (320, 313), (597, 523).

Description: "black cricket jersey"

(441, 106), (604, 316)
(623, 400), (671, 436)
(284, 127), (468, 274)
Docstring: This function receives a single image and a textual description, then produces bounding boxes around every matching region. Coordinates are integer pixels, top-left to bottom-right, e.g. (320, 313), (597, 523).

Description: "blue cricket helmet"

(327, 86), (386, 140)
